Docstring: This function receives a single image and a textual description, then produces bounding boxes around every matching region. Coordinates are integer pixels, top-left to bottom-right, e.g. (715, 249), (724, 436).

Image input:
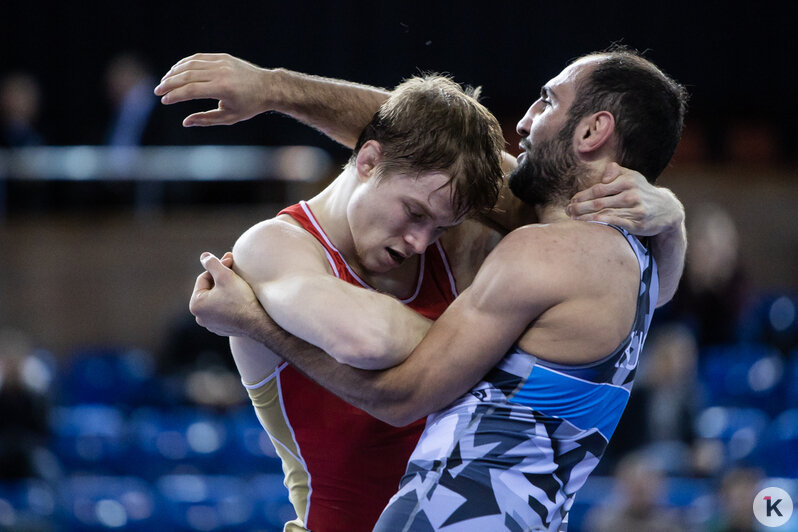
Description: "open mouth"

(386, 248), (406, 265)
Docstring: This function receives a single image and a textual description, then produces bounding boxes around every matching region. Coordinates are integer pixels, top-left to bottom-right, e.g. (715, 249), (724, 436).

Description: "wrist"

(265, 67), (301, 116)
(658, 187), (685, 235)
(258, 67), (280, 114)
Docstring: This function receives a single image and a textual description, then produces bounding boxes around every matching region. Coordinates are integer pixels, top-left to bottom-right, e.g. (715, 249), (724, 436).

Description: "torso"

(374, 223), (659, 532)
(245, 201), (460, 532)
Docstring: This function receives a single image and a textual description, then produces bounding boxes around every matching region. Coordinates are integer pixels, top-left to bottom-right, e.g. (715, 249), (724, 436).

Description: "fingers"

(601, 162), (621, 183)
(220, 252), (234, 267)
(570, 180), (624, 204)
(193, 270), (214, 293)
(160, 54), (227, 82)
(568, 188), (641, 216)
(167, 53), (229, 72)
(190, 270), (214, 318)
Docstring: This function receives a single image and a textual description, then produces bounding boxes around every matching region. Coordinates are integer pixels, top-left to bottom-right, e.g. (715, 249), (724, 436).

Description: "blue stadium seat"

(57, 475), (158, 531)
(739, 292), (798, 354)
(0, 478), (57, 530)
(50, 404), (130, 475)
(56, 347), (164, 408)
(752, 408), (798, 477)
(220, 406), (284, 475)
(126, 407), (231, 479)
(785, 351), (798, 407)
(694, 405), (770, 465)
(248, 473), (296, 530)
(699, 343), (785, 414)
(155, 474), (256, 531)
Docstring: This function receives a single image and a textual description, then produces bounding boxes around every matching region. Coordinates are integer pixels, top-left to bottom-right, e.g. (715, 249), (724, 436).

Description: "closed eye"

(405, 204), (425, 221)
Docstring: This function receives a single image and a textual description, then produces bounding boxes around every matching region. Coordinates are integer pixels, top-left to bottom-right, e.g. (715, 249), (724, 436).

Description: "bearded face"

(508, 116), (585, 207)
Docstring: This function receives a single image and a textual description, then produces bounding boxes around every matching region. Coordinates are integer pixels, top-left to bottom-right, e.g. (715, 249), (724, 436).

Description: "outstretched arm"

(155, 53), (389, 148)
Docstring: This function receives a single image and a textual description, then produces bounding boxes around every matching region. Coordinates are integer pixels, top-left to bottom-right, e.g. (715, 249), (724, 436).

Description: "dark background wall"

(1, 0), (796, 354)
(2, 1), (795, 160)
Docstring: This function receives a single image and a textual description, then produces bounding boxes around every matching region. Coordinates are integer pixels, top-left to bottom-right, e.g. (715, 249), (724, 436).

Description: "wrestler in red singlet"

(244, 201), (458, 532)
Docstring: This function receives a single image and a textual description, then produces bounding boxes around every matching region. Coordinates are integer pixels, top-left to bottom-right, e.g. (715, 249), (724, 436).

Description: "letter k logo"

(765, 496), (783, 517)
(754, 487), (793, 526)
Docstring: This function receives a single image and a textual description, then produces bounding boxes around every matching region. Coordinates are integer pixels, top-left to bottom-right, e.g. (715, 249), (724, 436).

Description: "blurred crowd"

(1, 53), (797, 532)
(2, 197), (796, 531)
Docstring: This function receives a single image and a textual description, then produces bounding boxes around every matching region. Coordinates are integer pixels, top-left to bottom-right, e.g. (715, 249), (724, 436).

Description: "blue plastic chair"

(694, 405), (770, 465)
(126, 406), (231, 479)
(50, 403), (130, 475)
(155, 473), (256, 531)
(0, 478), (57, 530)
(56, 475), (158, 531)
(699, 343), (785, 415)
(752, 408), (798, 477)
(57, 347), (161, 408)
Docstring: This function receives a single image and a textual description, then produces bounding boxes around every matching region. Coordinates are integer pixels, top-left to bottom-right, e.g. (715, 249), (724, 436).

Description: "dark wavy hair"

(567, 45), (689, 182)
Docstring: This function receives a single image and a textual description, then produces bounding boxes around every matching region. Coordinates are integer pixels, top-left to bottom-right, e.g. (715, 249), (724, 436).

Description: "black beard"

(508, 128), (582, 207)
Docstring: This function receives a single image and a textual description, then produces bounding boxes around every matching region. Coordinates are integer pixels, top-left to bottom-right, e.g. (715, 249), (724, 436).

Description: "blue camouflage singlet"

(373, 223), (659, 532)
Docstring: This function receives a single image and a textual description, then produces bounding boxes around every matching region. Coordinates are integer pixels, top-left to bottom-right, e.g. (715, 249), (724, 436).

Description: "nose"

(516, 101), (541, 138)
(404, 228), (434, 255)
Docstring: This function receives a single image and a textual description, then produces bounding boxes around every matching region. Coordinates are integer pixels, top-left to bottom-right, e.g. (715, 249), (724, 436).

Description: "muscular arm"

(155, 53), (388, 148)
(194, 230), (557, 426)
(232, 220), (431, 369)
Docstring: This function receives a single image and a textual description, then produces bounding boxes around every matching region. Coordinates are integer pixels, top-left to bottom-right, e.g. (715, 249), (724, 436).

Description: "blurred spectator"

(0, 72), (45, 147)
(0, 329), (54, 479)
(158, 313), (246, 409)
(666, 202), (752, 346)
(705, 467), (762, 532)
(605, 324), (701, 475)
(104, 53), (158, 147)
(584, 452), (685, 532)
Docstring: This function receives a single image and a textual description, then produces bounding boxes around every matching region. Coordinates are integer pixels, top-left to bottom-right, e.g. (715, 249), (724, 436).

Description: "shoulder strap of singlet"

(278, 201), (345, 280)
(430, 240), (458, 299)
(278, 201), (459, 303)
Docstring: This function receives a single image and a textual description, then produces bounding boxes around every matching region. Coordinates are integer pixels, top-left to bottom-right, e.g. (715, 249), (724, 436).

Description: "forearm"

(229, 336), (282, 385)
(245, 312), (415, 423)
(651, 214), (687, 307)
(270, 68), (389, 148)
(263, 281), (432, 369)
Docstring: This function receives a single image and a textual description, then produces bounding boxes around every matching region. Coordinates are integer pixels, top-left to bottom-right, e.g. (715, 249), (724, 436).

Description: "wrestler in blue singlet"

(374, 223), (659, 532)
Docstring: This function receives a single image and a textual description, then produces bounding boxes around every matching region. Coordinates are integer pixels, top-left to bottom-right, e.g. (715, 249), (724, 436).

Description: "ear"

(354, 140), (383, 182)
(574, 111), (615, 155)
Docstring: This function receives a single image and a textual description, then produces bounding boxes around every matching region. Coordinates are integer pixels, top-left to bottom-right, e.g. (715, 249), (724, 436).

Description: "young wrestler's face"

(347, 169), (463, 273)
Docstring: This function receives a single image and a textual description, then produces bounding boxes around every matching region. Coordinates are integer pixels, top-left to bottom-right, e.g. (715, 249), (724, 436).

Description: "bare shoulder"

(501, 220), (635, 256)
(487, 221), (639, 288)
(232, 215), (331, 280)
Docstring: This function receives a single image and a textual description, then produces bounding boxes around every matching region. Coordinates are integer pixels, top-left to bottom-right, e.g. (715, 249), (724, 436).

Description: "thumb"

(184, 109), (233, 127)
(200, 252), (227, 279)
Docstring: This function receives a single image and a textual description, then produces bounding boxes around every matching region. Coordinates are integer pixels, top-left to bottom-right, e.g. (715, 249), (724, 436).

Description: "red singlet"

(244, 201), (458, 532)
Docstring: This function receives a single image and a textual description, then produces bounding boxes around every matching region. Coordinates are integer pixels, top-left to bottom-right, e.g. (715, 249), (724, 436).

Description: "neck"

(534, 159), (611, 224)
(306, 165), (360, 262)
(535, 202), (571, 224)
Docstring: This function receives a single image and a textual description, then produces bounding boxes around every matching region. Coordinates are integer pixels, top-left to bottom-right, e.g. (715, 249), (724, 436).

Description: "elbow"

(373, 402), (426, 427)
(327, 335), (403, 370)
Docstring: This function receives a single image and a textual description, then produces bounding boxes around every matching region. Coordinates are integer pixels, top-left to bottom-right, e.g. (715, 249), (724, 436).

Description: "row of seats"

(698, 342), (798, 415)
(0, 473), (293, 532)
(50, 404), (282, 480)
